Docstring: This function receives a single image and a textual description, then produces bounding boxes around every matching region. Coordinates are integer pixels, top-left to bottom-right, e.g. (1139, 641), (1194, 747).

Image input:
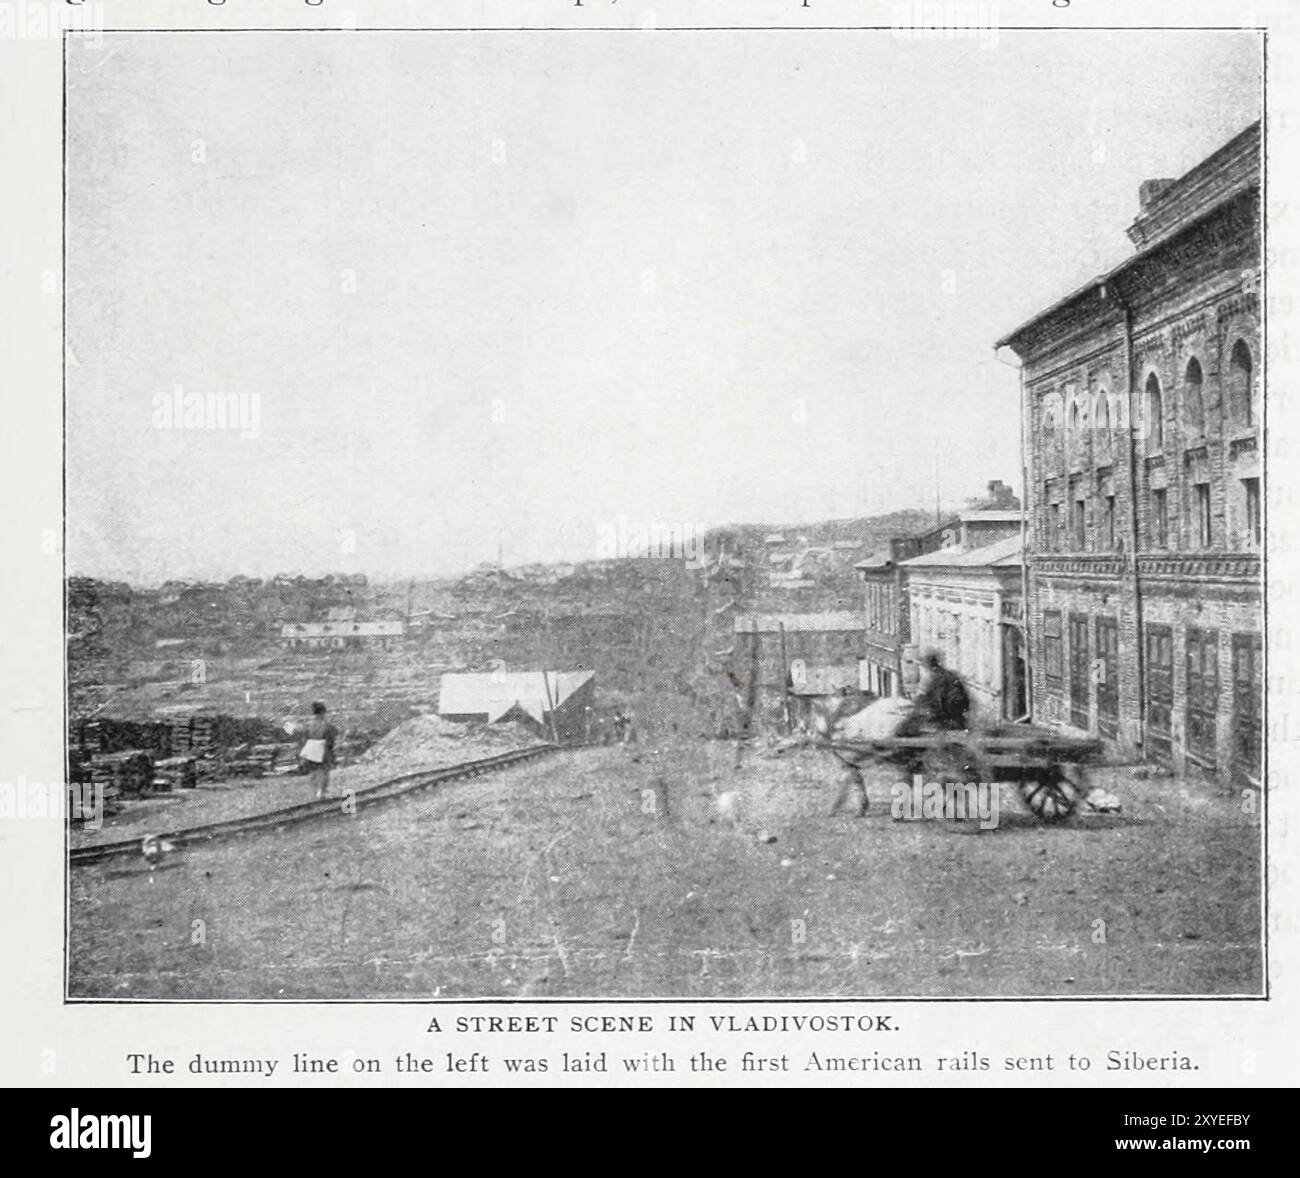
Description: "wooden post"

(735, 627), (759, 769)
(778, 621), (793, 734)
(541, 669), (561, 744)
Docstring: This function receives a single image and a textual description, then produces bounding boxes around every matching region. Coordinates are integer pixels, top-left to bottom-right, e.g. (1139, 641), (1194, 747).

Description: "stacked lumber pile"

(189, 715), (217, 751)
(165, 715), (198, 754)
(249, 742), (299, 775)
(77, 719), (168, 755)
(88, 750), (154, 796)
(152, 756), (197, 790)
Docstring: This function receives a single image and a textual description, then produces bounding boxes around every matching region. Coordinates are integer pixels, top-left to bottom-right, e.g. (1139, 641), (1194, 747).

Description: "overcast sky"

(65, 29), (1261, 584)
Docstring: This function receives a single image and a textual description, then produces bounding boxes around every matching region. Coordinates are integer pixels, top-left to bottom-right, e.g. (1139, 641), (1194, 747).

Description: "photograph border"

(60, 18), (1272, 1008)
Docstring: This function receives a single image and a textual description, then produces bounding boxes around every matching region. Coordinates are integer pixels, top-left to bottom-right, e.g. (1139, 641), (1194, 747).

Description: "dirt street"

(67, 743), (1263, 999)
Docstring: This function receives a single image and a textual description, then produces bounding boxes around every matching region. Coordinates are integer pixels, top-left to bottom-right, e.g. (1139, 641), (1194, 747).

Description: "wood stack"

(88, 750), (154, 796)
(166, 716), (196, 754)
(205, 743), (265, 779)
(189, 715), (216, 751)
(77, 721), (105, 754)
(152, 756), (197, 790)
(250, 743), (299, 774)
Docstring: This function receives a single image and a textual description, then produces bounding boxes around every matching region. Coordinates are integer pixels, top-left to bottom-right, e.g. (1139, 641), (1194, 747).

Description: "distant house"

(856, 501), (1023, 699)
(281, 620), (404, 649)
(732, 612), (866, 728)
(438, 671), (596, 742)
(787, 663), (861, 730)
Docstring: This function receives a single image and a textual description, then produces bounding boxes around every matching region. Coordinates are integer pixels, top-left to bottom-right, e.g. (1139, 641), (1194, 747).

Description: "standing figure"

(292, 701), (338, 798)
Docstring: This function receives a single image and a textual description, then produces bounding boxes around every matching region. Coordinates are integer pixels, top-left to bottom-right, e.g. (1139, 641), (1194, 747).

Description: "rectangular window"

(1232, 632), (1262, 783)
(1104, 495), (1116, 549)
(1152, 488), (1168, 548)
(1069, 613), (1090, 729)
(1146, 624), (1174, 765)
(1193, 483), (1212, 548)
(1096, 617), (1119, 738)
(1048, 503), (1061, 551)
(1073, 498), (1087, 550)
(1043, 610), (1063, 685)
(1244, 478), (1261, 549)
(1186, 627), (1220, 767)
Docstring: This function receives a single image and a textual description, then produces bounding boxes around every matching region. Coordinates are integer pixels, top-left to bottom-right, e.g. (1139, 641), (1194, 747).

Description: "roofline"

(898, 537), (1024, 570)
(995, 125), (1261, 353)
(901, 557), (1023, 571)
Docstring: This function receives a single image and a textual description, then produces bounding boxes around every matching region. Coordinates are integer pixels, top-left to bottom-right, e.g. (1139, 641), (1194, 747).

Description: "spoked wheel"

(1018, 767), (1079, 821)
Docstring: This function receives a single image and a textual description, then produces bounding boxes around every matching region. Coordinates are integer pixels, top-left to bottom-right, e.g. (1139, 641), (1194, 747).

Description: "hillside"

(66, 505), (959, 740)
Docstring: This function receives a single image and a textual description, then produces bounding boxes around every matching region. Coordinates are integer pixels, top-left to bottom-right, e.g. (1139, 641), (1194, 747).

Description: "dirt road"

(67, 742), (1263, 999)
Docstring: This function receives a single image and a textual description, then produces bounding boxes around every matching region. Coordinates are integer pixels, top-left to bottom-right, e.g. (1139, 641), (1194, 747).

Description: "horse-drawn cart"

(827, 722), (1104, 821)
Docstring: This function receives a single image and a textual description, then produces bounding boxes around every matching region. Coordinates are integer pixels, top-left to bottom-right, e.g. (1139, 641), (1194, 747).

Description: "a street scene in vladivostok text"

(1, 0), (1298, 1099)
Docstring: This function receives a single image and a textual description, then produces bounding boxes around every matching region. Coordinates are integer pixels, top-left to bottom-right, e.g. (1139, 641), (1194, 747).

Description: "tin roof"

(438, 671), (594, 722)
(898, 534), (1023, 569)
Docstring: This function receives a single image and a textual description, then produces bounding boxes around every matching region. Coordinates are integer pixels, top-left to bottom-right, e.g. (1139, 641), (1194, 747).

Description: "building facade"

(732, 612), (867, 728)
(901, 535), (1026, 724)
(857, 507), (1022, 699)
(997, 121), (1262, 785)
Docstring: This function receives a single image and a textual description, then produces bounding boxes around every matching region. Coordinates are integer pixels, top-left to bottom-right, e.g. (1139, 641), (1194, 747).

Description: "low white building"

(899, 535), (1026, 724)
(281, 620), (405, 649)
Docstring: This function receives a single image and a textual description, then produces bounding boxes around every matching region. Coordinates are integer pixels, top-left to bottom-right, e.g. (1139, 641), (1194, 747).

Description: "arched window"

(1069, 399), (1080, 432)
(1095, 388), (1110, 431)
(1042, 391), (1061, 432)
(1184, 358), (1205, 436)
(1145, 373), (1164, 451)
(1227, 339), (1254, 428)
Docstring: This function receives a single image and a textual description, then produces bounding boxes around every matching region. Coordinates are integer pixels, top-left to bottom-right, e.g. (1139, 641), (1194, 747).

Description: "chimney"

(1138, 178), (1176, 211)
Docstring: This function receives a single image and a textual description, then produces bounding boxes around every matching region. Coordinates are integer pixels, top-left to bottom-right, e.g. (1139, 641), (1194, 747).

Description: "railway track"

(69, 743), (562, 867)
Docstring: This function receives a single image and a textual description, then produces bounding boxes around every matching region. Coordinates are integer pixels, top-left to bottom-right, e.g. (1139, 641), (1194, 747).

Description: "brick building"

(997, 121), (1262, 785)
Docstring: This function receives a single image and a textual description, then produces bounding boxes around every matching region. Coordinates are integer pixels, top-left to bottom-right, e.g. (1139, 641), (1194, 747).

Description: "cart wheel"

(1020, 769), (1078, 821)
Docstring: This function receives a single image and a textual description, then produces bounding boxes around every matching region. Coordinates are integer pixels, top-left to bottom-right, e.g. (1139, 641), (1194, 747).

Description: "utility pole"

(934, 447), (942, 527)
(778, 621), (793, 734)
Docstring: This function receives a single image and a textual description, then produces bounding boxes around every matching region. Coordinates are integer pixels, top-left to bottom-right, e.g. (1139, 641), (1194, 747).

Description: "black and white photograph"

(56, 18), (1269, 1008)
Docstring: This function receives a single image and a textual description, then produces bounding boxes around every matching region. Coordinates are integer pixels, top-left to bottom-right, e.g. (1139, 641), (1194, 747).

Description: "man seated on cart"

(900, 650), (971, 735)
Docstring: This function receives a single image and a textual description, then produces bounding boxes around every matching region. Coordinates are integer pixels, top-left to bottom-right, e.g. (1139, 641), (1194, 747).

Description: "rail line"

(70, 743), (563, 867)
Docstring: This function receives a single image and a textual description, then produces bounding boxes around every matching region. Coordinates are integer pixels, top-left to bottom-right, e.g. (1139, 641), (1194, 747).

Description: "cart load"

(817, 697), (1104, 821)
